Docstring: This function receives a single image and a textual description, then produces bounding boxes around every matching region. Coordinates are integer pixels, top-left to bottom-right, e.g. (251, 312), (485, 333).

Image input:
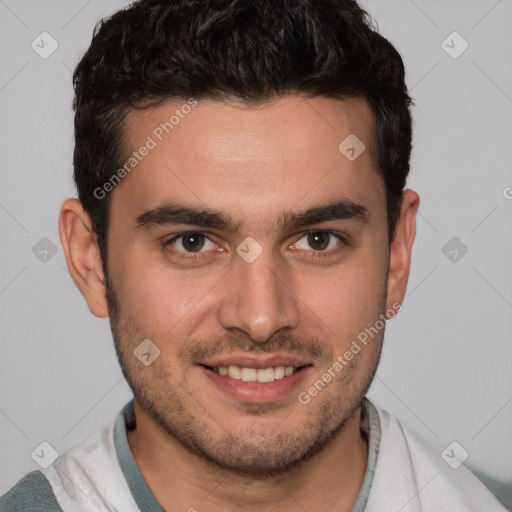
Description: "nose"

(217, 248), (301, 343)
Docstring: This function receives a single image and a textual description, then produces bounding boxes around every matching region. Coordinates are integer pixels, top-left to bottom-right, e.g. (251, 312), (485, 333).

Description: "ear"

(386, 189), (420, 313)
(58, 198), (109, 318)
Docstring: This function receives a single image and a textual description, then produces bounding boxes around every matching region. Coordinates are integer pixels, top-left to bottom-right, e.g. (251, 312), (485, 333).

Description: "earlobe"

(386, 189), (420, 312)
(58, 198), (109, 318)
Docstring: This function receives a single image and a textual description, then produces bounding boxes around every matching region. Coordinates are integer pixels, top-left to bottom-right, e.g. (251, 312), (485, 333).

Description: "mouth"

(200, 364), (312, 382)
(197, 358), (314, 403)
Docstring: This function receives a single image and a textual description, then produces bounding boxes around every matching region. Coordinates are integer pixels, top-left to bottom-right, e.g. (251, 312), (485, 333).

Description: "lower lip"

(198, 365), (313, 403)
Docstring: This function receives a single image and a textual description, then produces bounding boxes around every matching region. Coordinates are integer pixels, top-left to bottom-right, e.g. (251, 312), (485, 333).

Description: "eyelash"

(164, 232), (218, 260)
(164, 231), (347, 260)
(296, 231), (347, 259)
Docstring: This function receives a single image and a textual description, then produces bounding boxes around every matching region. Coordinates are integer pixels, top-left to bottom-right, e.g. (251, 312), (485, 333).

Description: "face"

(103, 95), (393, 476)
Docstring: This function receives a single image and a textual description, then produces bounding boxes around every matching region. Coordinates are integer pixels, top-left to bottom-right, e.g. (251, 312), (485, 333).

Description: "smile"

(203, 365), (306, 382)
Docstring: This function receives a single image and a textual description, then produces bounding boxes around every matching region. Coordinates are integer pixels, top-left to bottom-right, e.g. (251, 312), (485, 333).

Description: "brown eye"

(292, 231), (344, 255)
(167, 232), (215, 253)
(307, 231), (330, 251)
(181, 233), (205, 252)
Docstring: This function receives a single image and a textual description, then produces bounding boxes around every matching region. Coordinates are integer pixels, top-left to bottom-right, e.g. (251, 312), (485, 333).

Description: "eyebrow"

(134, 199), (369, 233)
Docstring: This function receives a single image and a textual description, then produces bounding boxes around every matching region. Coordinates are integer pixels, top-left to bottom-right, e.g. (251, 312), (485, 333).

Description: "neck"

(127, 402), (368, 512)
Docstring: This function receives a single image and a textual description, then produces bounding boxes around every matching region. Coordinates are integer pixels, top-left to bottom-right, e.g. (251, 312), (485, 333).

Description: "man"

(0, 0), (507, 511)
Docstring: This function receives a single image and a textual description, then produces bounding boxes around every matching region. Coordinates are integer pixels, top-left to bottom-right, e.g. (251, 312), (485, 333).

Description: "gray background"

(0, 0), (511, 508)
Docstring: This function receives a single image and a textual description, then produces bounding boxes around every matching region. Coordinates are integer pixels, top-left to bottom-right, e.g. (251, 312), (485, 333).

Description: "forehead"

(113, 95), (384, 231)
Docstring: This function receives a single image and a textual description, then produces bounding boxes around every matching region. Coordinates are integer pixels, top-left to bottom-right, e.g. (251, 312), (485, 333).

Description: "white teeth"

(215, 365), (300, 381)
(228, 365), (241, 379)
(240, 367), (257, 382)
(274, 366), (285, 380)
(256, 367), (275, 383)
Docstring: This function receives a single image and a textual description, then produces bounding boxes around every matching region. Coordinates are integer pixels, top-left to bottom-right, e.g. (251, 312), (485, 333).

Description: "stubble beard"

(104, 271), (385, 478)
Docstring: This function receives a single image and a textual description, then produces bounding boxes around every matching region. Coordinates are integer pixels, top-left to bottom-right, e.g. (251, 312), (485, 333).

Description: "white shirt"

(1, 398), (507, 511)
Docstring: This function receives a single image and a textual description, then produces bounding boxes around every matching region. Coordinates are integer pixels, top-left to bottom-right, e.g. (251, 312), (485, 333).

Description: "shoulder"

(366, 401), (508, 512)
(1, 403), (139, 512)
(0, 470), (63, 512)
(41, 407), (141, 512)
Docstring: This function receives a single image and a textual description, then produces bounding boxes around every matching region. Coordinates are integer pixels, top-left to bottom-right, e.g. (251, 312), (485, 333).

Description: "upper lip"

(199, 354), (313, 369)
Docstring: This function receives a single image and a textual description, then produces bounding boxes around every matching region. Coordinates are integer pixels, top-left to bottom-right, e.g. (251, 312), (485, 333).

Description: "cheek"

(297, 253), (386, 331)
(110, 249), (224, 337)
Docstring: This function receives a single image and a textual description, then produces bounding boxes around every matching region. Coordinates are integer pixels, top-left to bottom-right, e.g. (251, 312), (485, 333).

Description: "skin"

(59, 94), (419, 512)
